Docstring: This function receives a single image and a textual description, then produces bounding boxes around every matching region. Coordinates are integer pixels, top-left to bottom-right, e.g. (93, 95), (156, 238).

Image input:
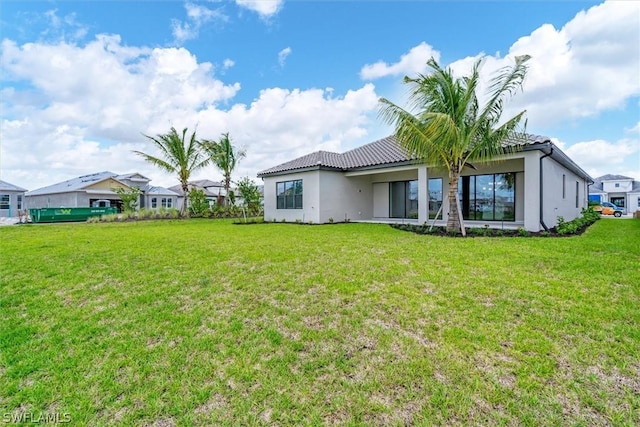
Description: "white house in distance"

(257, 135), (593, 232)
(588, 174), (640, 214)
(26, 171), (179, 212)
(0, 179), (27, 218)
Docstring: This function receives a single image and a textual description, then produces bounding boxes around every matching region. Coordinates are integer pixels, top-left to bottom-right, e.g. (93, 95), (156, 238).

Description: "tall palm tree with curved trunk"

(134, 127), (209, 217)
(200, 133), (246, 206)
(379, 55), (530, 235)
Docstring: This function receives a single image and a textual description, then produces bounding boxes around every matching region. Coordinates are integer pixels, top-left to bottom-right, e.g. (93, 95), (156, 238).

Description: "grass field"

(1, 219), (638, 425)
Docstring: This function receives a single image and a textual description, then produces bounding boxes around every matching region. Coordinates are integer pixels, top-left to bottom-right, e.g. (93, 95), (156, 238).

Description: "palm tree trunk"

(446, 169), (463, 234)
(224, 174), (231, 206)
(181, 184), (189, 218)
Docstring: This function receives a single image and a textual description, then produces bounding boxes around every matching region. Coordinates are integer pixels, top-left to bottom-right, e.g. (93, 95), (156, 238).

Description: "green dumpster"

(29, 207), (118, 223)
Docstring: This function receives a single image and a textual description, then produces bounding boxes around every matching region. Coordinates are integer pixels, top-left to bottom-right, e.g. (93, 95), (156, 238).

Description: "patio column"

(418, 165), (428, 224)
(523, 151), (541, 231)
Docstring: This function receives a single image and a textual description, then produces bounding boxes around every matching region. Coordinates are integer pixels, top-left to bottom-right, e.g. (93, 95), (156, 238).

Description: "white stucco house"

(0, 180), (27, 218)
(588, 174), (640, 214)
(257, 135), (593, 232)
(25, 171), (180, 212)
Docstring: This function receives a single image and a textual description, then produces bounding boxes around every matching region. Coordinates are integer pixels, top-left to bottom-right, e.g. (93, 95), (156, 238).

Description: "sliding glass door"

(390, 180), (418, 219)
(459, 173), (515, 221)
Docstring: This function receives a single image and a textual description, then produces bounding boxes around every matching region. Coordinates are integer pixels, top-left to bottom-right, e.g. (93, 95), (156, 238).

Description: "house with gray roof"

(0, 180), (27, 218)
(257, 134), (593, 231)
(169, 179), (229, 209)
(26, 171), (179, 212)
(589, 174), (640, 214)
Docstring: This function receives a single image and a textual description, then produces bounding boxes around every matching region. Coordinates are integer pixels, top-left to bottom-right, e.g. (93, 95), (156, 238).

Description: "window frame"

(428, 178), (443, 219)
(458, 173), (516, 222)
(0, 194), (9, 210)
(276, 179), (303, 209)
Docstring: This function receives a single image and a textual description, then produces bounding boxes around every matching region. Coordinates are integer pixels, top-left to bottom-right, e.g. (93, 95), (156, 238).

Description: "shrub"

(188, 188), (210, 217)
(138, 208), (154, 220)
(112, 187), (141, 213)
(236, 177), (262, 212)
(468, 227), (485, 236)
(555, 208), (599, 235)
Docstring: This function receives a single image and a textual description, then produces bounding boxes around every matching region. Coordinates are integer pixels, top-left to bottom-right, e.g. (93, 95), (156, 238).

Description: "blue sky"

(1, 0), (638, 190)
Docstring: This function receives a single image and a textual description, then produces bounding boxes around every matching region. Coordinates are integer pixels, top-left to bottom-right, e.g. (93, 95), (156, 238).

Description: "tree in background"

(113, 187), (141, 213)
(236, 177), (262, 213)
(200, 133), (246, 205)
(379, 55), (530, 235)
(134, 127), (209, 217)
(188, 188), (209, 217)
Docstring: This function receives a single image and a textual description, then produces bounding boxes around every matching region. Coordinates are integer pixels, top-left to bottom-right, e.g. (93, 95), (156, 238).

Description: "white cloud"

(42, 9), (88, 41)
(360, 42), (440, 80)
(446, 1), (640, 127)
(625, 121), (640, 134)
(172, 2), (228, 44)
(223, 58), (235, 69)
(0, 35), (379, 190)
(557, 137), (640, 179)
(235, 0), (283, 19)
(278, 47), (291, 67)
(188, 84), (379, 183)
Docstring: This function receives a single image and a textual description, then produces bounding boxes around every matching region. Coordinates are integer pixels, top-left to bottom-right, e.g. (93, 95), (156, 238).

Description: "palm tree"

(200, 133), (246, 205)
(379, 55), (530, 235)
(134, 127), (209, 217)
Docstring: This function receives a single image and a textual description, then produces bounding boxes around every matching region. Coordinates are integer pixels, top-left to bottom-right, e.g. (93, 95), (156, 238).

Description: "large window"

(0, 195), (9, 210)
(151, 198), (157, 208)
(390, 180), (418, 219)
(161, 198), (173, 208)
(459, 173), (515, 221)
(277, 180), (303, 209)
(428, 178), (443, 219)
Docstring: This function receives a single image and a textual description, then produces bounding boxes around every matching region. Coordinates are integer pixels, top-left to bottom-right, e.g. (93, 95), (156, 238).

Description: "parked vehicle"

(592, 202), (624, 217)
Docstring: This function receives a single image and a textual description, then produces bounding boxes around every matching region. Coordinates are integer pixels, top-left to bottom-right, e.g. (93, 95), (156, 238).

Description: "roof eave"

(524, 142), (594, 184)
(257, 165), (343, 178)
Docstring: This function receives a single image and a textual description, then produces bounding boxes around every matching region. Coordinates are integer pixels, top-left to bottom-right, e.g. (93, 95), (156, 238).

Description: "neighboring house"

(169, 179), (230, 210)
(0, 180), (27, 218)
(257, 135), (593, 231)
(588, 174), (640, 214)
(26, 171), (179, 212)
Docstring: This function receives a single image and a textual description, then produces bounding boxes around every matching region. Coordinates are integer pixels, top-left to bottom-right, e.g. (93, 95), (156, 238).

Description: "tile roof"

(258, 134), (551, 176)
(0, 180), (27, 192)
(257, 151), (344, 176)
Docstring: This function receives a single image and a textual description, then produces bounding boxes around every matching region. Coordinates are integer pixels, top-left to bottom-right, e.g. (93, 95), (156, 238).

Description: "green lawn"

(1, 219), (638, 425)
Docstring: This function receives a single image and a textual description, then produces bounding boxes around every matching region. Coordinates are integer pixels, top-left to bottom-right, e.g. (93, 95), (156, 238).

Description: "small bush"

(555, 208), (600, 235)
